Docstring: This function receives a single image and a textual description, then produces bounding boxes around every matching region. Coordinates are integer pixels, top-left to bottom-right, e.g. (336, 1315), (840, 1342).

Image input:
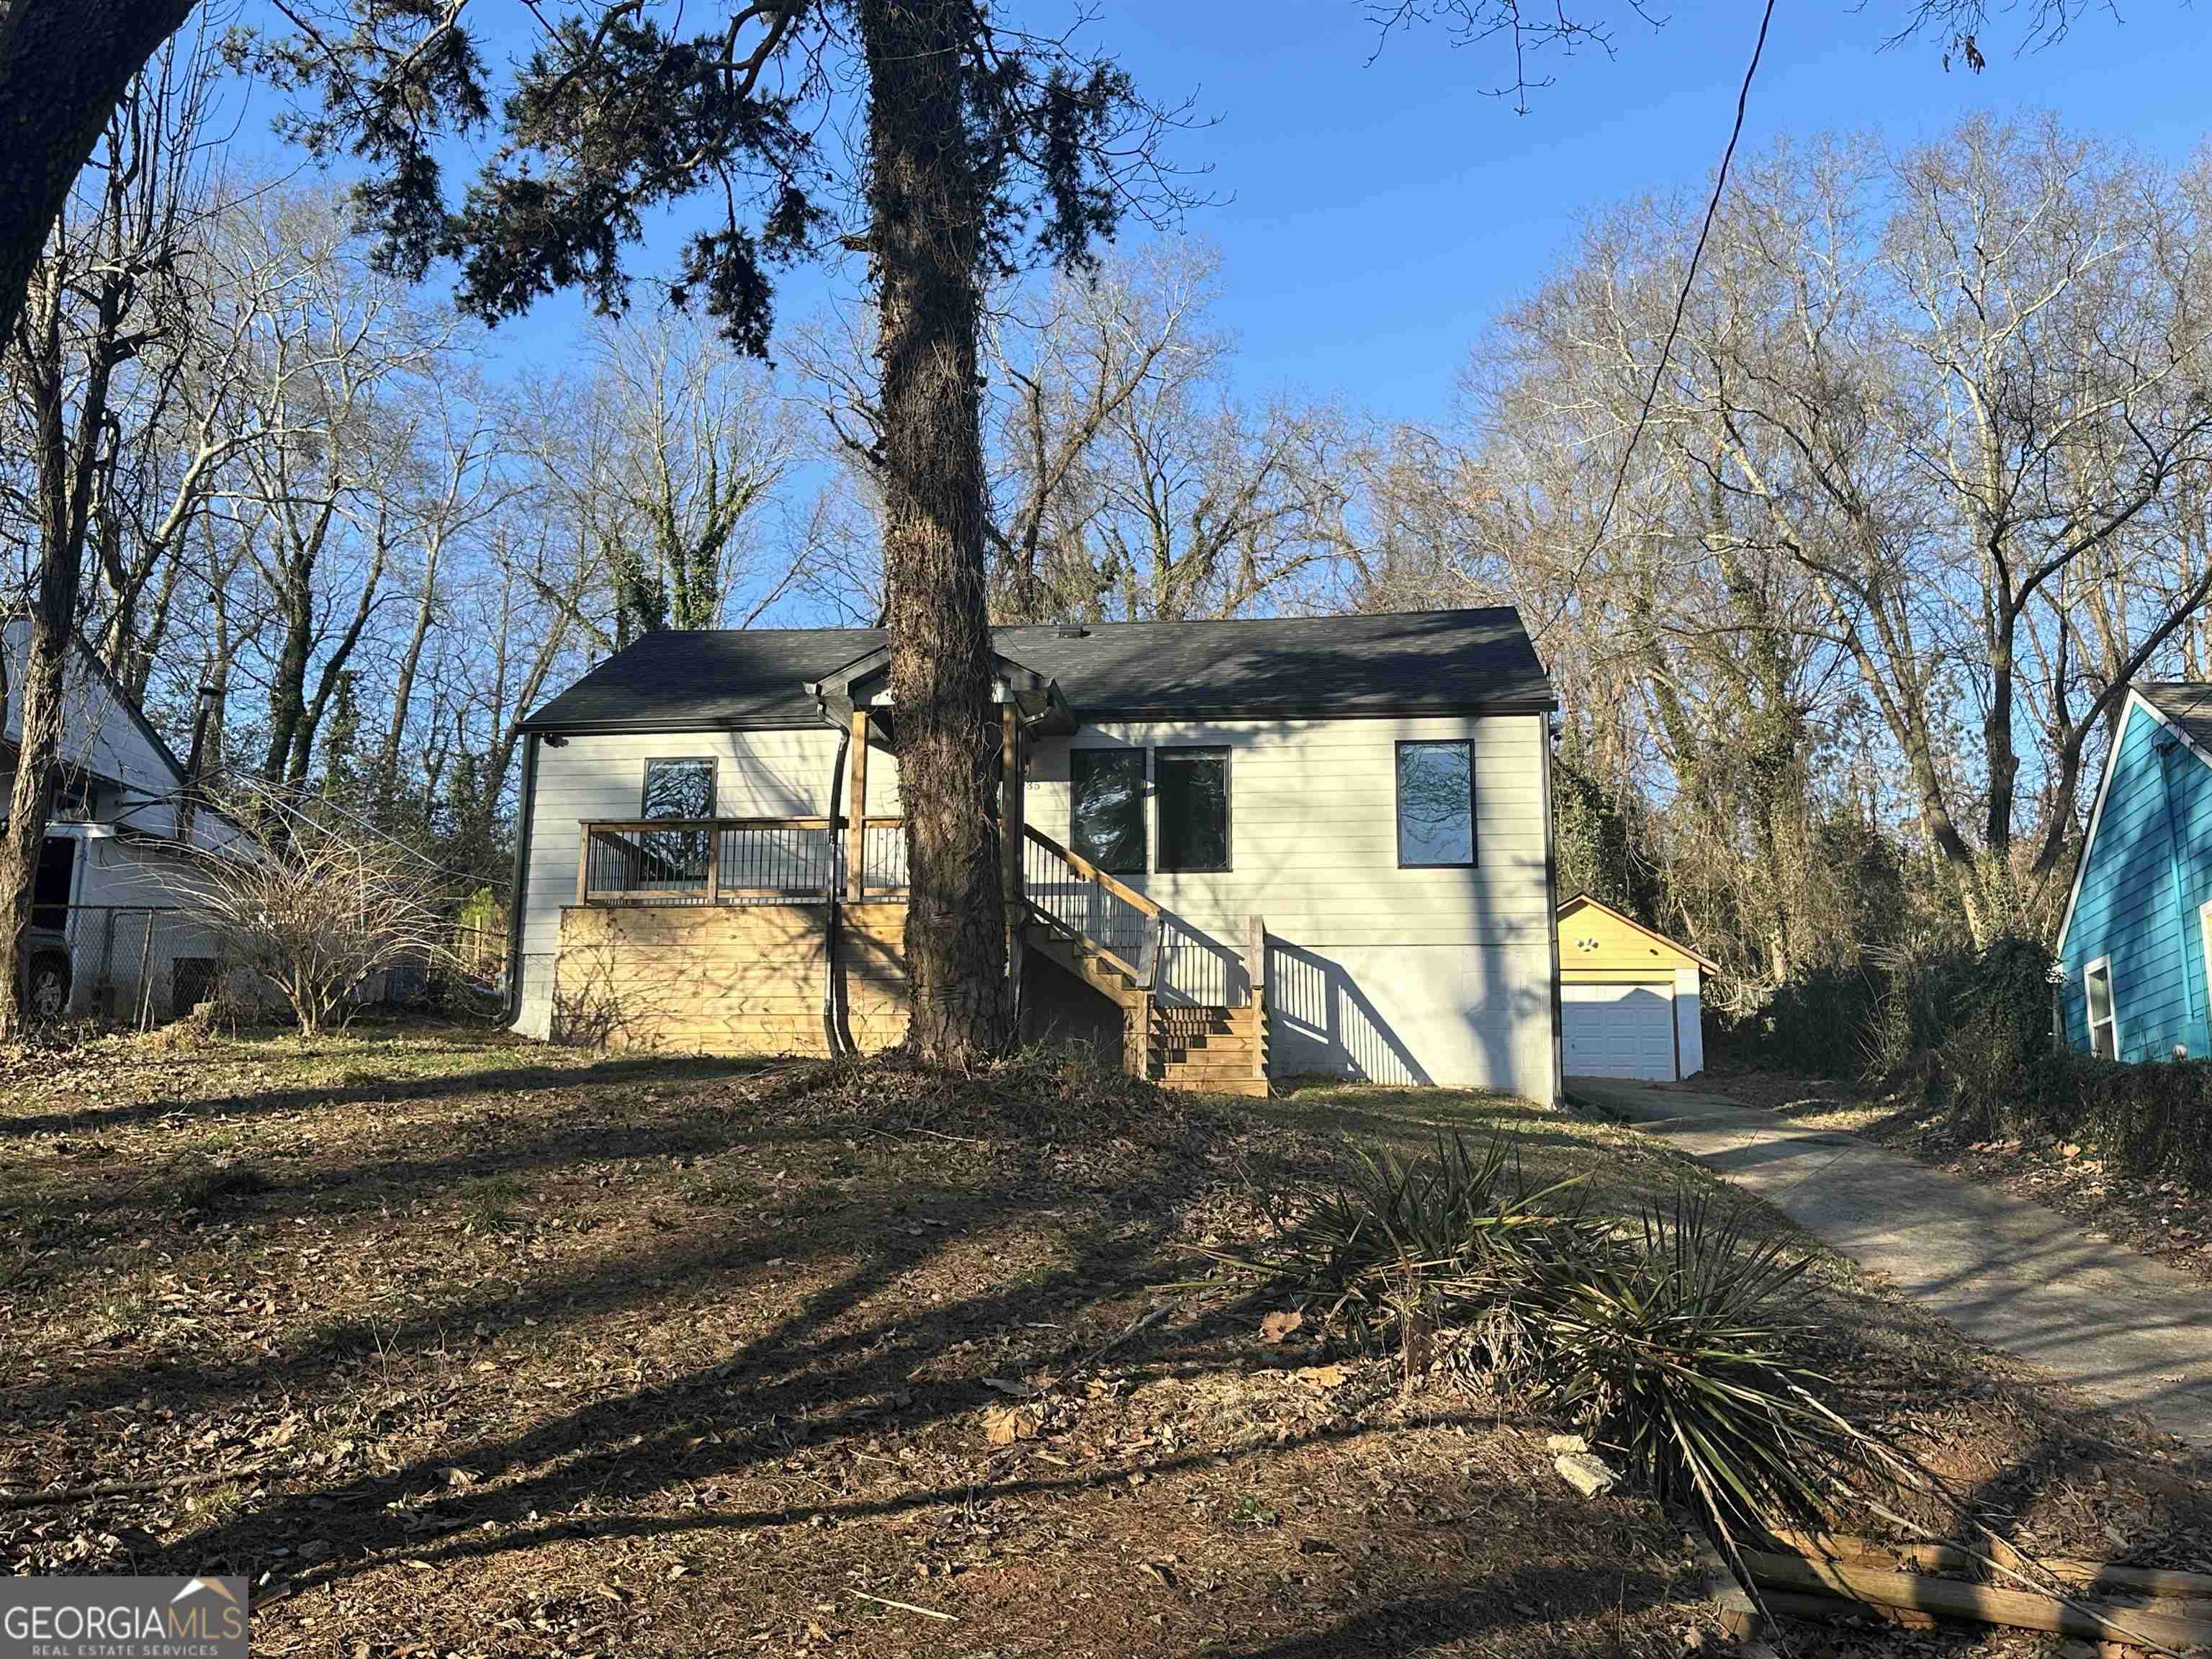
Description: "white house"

(505, 608), (1564, 1104)
(2, 620), (231, 1020)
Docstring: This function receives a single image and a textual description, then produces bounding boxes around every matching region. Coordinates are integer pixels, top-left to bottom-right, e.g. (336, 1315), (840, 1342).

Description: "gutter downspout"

(2153, 737), (2203, 1058)
(502, 732), (541, 1030)
(823, 728), (853, 1057)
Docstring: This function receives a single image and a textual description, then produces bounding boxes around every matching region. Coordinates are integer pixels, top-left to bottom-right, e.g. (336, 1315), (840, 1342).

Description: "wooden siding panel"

(1027, 712), (1555, 1100)
(2058, 699), (2212, 1062)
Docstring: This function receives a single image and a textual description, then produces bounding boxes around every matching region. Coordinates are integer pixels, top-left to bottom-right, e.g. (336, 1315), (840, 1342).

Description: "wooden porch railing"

(577, 817), (909, 906)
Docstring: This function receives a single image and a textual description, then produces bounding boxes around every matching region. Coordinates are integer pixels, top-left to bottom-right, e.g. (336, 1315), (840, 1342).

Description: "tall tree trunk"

(0, 276), (108, 1035)
(860, 0), (1010, 1065)
(262, 559), (314, 781)
(0, 0), (192, 346)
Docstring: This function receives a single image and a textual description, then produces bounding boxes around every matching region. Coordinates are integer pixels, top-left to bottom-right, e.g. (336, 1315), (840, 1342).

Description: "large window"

(1156, 747), (1230, 873)
(2084, 956), (2118, 1059)
(1071, 749), (1146, 874)
(642, 757), (716, 820)
(1395, 740), (1475, 867)
(637, 757), (716, 892)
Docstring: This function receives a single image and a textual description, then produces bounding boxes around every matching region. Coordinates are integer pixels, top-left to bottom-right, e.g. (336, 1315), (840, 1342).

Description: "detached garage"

(1555, 893), (1713, 1082)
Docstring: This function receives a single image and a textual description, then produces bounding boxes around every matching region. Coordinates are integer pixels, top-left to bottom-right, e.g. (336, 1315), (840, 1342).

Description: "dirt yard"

(0, 1026), (2205, 1658)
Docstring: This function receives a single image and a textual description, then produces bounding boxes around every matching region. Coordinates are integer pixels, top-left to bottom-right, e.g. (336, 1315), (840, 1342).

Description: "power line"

(1538, 0), (1779, 639)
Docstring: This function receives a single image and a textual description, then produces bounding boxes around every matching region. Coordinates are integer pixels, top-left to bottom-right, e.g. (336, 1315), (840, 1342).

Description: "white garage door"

(1561, 983), (1677, 1080)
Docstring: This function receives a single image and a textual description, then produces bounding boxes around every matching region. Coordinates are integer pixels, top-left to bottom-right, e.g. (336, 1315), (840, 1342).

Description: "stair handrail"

(1021, 825), (1161, 917)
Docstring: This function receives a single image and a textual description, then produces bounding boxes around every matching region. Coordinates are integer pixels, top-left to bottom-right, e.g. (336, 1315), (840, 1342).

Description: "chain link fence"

(24, 905), (235, 1027)
(24, 904), (495, 1028)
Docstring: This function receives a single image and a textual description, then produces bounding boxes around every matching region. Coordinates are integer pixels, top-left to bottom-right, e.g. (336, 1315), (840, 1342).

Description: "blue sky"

(234, 1), (2212, 426)
(1099, 0), (2212, 423)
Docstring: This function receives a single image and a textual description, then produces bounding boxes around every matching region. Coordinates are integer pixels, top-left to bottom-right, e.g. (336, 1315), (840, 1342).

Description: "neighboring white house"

(1, 620), (233, 1020)
(507, 608), (1565, 1105)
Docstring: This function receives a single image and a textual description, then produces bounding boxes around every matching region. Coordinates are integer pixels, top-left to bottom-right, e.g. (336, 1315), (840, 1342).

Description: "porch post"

(1002, 703), (1026, 1020)
(1000, 704), (1024, 908)
(847, 709), (869, 899)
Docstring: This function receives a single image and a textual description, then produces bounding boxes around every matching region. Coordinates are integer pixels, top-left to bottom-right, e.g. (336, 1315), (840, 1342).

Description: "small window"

(2084, 956), (2118, 1059)
(1396, 740), (1475, 867)
(1155, 747), (1230, 873)
(642, 757), (715, 821)
(1071, 749), (1146, 874)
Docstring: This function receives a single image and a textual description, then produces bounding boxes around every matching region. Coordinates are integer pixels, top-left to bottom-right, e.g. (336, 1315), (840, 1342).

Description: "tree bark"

(0, 0), (193, 343)
(858, 0), (1010, 1065)
(0, 268), (113, 1035)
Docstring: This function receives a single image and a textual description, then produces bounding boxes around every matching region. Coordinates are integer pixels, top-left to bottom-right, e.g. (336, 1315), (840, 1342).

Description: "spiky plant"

(1528, 1196), (1879, 1539)
(1209, 1131), (1594, 1352)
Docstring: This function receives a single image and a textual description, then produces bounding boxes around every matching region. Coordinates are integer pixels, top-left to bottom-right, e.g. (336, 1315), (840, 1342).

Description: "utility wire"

(1537, 0), (1779, 640)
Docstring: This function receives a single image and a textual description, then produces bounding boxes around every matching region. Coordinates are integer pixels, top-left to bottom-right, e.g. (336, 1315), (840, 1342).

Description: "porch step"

(1149, 1002), (1266, 1095)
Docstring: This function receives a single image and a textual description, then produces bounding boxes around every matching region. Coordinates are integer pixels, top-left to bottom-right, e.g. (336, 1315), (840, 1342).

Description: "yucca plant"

(1202, 1138), (1897, 1550)
(1528, 1196), (1881, 1543)
(1208, 1131), (1594, 1353)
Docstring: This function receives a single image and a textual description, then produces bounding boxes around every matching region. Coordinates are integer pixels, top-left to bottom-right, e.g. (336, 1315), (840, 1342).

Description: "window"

(2084, 956), (2118, 1059)
(1071, 749), (1146, 874)
(1155, 747), (1230, 873)
(637, 757), (715, 891)
(1396, 740), (1475, 867)
(642, 757), (715, 820)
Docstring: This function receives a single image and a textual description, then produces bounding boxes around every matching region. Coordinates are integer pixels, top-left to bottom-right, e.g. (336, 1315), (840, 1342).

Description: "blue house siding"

(2057, 697), (2212, 1062)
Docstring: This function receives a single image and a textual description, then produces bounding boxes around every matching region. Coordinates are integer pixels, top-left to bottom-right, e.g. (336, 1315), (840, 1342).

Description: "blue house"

(2055, 684), (2212, 1061)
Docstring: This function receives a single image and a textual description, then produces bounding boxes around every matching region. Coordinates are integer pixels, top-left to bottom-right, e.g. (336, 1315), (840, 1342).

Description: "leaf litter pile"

(0, 1026), (2205, 1658)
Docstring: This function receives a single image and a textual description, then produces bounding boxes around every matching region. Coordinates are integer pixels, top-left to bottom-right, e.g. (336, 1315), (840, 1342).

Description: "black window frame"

(1154, 745), (1232, 874)
(1069, 747), (1148, 876)
(640, 755), (718, 822)
(1395, 739), (1478, 868)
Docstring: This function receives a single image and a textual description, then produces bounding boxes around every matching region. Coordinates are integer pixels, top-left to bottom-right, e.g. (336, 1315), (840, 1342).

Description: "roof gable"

(2054, 688), (2212, 957)
(1556, 891), (1717, 973)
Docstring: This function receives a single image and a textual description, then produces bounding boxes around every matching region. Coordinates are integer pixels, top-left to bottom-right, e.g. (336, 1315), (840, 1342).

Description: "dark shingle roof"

(2139, 683), (2212, 756)
(521, 607), (1552, 732)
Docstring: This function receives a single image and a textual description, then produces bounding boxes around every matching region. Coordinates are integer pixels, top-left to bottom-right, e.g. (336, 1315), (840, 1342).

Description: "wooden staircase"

(1146, 1002), (1268, 1096)
(1021, 828), (1269, 1098)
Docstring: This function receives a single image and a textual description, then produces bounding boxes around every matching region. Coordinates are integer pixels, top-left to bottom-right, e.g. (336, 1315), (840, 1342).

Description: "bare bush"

(179, 781), (452, 1035)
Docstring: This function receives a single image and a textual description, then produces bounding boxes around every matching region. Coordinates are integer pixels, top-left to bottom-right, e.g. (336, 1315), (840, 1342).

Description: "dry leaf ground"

(0, 1025), (2203, 1658)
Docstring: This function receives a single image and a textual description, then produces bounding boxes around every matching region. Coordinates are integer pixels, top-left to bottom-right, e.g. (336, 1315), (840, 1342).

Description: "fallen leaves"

(1258, 1309), (1303, 1344)
(981, 1404), (1038, 1447)
(1290, 1363), (1348, 1391)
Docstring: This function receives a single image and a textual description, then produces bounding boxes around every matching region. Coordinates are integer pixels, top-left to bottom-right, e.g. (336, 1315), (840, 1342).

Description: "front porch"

(552, 700), (1269, 1094)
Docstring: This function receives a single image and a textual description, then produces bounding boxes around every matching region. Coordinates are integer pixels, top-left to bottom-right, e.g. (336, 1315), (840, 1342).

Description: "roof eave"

(520, 691), (1558, 737)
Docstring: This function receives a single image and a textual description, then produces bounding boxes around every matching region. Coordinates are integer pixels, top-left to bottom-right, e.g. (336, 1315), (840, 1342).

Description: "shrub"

(1209, 1135), (1889, 1544)
(1532, 1197), (1873, 1533)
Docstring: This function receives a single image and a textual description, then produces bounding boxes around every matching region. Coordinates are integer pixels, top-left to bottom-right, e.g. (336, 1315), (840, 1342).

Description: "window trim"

(2199, 900), (2212, 1032)
(2083, 954), (2119, 1060)
(1153, 744), (1232, 874)
(1069, 746), (1148, 876)
(640, 755), (719, 822)
(1394, 738), (1478, 869)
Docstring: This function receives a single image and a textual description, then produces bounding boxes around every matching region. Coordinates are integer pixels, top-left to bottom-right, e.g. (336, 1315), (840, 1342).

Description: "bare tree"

(0, 26), (226, 1034)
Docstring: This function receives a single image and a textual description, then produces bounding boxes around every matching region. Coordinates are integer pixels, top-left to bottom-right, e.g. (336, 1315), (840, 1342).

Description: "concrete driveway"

(1568, 1075), (2212, 1448)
